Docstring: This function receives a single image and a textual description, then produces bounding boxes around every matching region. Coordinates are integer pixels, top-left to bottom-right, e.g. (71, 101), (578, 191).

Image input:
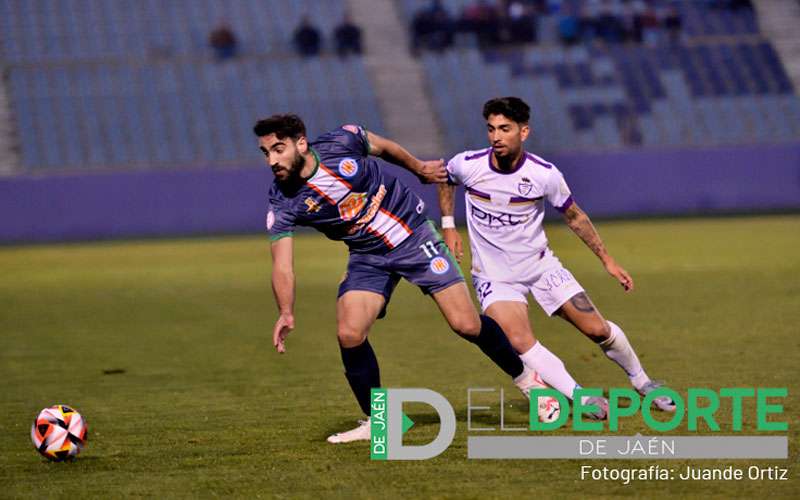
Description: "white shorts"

(472, 249), (585, 316)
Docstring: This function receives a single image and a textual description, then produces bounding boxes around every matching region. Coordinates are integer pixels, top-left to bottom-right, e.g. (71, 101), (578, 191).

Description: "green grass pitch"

(1, 215), (798, 498)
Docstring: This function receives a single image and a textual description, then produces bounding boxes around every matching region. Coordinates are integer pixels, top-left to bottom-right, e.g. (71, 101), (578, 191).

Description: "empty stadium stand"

(0, 0), (385, 170)
(401, 0), (800, 154)
(1, 0), (799, 170)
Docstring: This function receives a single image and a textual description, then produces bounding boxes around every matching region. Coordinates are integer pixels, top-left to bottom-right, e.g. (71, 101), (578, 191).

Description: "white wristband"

(441, 216), (456, 229)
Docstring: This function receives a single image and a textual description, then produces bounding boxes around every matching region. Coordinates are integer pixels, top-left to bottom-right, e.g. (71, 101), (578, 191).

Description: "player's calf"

(567, 312), (611, 343)
(556, 293), (611, 343)
(457, 315), (525, 379)
(583, 319), (611, 343)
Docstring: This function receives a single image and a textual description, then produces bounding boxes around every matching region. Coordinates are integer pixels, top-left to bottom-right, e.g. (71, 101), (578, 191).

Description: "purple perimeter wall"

(2, 143), (798, 243)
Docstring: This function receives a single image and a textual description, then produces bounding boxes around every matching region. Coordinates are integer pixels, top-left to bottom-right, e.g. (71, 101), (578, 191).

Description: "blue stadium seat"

(14, 98), (41, 167)
(4, 0), (800, 168)
(717, 44), (749, 96)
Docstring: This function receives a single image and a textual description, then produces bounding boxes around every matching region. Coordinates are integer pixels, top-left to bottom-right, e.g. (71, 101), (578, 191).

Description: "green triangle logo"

(401, 412), (415, 434)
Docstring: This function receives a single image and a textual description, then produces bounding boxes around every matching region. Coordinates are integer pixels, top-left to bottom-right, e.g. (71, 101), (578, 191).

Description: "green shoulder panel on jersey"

(308, 149), (321, 177)
(363, 127), (372, 155)
(270, 232), (294, 242)
(426, 220), (465, 279)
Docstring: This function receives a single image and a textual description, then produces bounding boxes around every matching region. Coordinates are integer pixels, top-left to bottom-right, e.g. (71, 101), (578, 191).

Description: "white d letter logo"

(386, 389), (456, 460)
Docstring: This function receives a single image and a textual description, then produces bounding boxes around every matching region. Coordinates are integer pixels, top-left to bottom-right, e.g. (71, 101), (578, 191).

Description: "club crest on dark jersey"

(338, 158), (359, 178)
(518, 177), (533, 196)
(430, 256), (451, 274)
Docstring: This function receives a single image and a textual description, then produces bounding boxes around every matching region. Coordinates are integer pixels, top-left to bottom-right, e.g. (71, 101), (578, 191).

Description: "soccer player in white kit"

(438, 97), (675, 412)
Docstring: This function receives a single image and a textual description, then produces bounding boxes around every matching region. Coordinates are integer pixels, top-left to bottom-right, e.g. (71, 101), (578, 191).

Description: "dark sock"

(461, 315), (524, 379)
(340, 339), (381, 416)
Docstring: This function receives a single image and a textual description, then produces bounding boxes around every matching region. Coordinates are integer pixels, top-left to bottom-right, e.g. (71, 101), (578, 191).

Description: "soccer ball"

(537, 395), (561, 424)
(31, 405), (88, 461)
(530, 371), (561, 424)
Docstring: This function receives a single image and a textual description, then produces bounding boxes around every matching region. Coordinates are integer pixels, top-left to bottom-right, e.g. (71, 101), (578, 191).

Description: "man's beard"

(277, 151), (307, 185)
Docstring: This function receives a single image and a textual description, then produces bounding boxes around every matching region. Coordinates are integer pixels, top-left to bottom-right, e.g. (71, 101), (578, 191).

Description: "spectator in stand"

(579, 0), (600, 43)
(619, 0), (636, 43)
(507, 0), (537, 44)
(630, 0), (646, 43)
(459, 0), (500, 47)
(209, 22), (239, 61)
(544, 0), (563, 15)
(709, 0), (753, 10)
(595, 0), (624, 44)
(729, 0), (754, 11)
(663, 5), (682, 45)
(534, 0), (564, 16)
(558, 7), (580, 46)
(411, 0), (454, 54)
(640, 3), (660, 47)
(334, 14), (363, 57)
(293, 16), (322, 57)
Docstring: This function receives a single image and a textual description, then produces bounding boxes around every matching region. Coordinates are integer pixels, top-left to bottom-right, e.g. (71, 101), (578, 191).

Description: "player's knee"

(583, 320), (611, 342)
(337, 325), (368, 348)
(450, 315), (481, 338)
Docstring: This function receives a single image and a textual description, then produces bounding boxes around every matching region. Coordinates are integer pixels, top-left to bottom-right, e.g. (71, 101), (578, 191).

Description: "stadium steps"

(0, 74), (21, 174)
(347, 0), (446, 159)
(754, 0), (800, 90)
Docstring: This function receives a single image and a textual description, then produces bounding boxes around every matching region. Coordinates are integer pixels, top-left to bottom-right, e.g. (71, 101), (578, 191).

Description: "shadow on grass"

(33, 455), (102, 467)
(317, 395), (639, 440)
(318, 408), (520, 440)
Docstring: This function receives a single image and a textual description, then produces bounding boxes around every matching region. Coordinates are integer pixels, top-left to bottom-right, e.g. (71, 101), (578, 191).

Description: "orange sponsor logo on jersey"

(348, 184), (387, 234)
(338, 192), (368, 221)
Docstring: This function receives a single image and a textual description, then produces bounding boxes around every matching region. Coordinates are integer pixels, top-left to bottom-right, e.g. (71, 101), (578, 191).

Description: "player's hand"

(416, 159), (448, 184)
(273, 312), (295, 353)
(442, 228), (463, 262)
(604, 259), (634, 292)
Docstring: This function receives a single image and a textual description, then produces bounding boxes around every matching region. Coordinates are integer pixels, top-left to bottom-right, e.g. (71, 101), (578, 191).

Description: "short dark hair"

(253, 114), (306, 140)
(482, 97), (530, 124)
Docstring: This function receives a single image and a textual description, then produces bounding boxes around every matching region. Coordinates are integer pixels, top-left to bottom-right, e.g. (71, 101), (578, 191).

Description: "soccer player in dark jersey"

(255, 114), (549, 443)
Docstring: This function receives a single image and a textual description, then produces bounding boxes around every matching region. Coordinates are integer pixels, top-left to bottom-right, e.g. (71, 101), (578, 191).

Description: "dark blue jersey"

(266, 125), (429, 253)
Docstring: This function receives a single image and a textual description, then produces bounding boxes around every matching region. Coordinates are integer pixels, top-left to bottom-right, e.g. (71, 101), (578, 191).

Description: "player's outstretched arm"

(365, 131), (447, 184)
(270, 237), (296, 353)
(437, 183), (463, 262)
(561, 202), (634, 292)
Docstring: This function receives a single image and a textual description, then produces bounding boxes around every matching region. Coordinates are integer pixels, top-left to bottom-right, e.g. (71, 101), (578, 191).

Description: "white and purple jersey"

(446, 147), (574, 283)
(266, 125), (428, 253)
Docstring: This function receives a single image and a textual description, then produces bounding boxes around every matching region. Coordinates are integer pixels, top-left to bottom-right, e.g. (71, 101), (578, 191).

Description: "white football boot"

(584, 396), (610, 420)
(637, 380), (677, 412)
(514, 366), (561, 423)
(326, 418), (371, 444)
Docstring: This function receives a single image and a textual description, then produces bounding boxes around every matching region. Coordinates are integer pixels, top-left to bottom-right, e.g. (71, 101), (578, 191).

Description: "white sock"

(599, 321), (650, 389)
(520, 341), (581, 400)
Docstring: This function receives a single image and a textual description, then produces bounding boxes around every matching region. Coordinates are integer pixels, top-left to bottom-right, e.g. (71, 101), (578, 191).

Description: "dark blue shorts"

(338, 220), (464, 315)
